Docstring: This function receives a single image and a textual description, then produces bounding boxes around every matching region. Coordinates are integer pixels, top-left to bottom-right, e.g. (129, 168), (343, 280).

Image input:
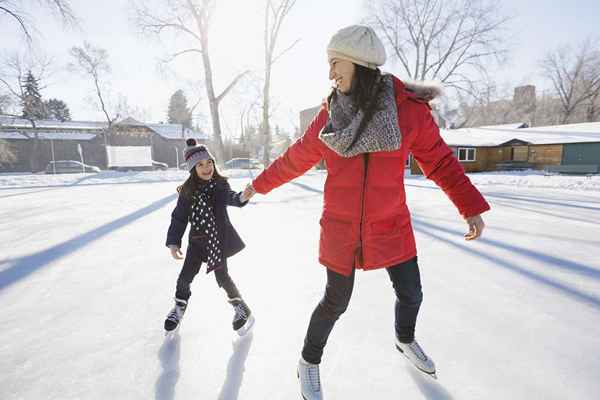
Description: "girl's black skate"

(164, 298), (188, 333)
(228, 297), (254, 336)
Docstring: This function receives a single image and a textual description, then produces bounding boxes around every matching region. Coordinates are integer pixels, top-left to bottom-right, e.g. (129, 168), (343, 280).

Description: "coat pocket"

(189, 233), (208, 246)
(319, 216), (356, 267)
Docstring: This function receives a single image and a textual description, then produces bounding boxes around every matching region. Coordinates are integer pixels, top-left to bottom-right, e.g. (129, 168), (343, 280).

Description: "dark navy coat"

(166, 179), (248, 270)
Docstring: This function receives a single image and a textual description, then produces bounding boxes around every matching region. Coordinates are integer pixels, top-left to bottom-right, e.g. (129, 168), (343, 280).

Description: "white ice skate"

(297, 357), (323, 400)
(395, 338), (437, 379)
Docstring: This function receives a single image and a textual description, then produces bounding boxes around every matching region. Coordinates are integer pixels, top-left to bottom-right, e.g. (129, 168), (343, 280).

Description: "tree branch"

(216, 70), (250, 104)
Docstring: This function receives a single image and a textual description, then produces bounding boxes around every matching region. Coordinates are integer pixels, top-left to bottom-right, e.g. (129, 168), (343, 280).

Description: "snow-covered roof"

(478, 122), (529, 130)
(441, 122), (600, 147)
(0, 131), (96, 141)
(0, 115), (107, 130)
(524, 122), (600, 134)
(145, 123), (208, 140)
(0, 115), (209, 140)
(0, 131), (28, 140)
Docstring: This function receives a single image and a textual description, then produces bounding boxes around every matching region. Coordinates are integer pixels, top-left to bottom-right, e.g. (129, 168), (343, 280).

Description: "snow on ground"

(1, 170), (599, 399)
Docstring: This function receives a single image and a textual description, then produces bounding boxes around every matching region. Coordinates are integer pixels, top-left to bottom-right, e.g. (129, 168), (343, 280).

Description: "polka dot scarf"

(190, 179), (223, 270)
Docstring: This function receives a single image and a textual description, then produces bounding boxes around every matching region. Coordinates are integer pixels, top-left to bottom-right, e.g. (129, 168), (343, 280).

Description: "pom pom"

(186, 138), (197, 146)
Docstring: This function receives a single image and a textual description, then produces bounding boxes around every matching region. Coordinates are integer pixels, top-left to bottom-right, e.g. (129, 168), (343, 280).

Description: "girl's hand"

(169, 245), (184, 260)
(241, 183), (256, 202)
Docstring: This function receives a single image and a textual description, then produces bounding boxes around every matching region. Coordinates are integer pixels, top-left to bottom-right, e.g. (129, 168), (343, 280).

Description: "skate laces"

(233, 303), (247, 322)
(306, 364), (321, 392)
(167, 304), (185, 321)
(409, 341), (427, 361)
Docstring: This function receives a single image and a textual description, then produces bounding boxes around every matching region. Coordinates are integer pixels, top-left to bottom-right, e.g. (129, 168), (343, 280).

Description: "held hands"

(168, 245), (184, 260)
(464, 214), (485, 241)
(240, 183), (257, 203)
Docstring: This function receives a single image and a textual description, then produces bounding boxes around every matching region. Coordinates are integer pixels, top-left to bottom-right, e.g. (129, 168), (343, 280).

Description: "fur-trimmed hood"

(402, 80), (444, 102)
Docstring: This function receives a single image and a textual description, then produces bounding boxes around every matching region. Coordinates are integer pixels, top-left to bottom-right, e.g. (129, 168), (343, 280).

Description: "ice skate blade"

(395, 343), (437, 379)
(235, 314), (255, 337)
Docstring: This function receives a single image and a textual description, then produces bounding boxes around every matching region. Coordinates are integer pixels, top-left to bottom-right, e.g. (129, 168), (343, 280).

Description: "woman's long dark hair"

(327, 64), (384, 150)
(177, 160), (228, 200)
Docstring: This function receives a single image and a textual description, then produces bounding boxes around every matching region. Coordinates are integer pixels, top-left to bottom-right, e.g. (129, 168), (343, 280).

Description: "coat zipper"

(356, 153), (369, 265)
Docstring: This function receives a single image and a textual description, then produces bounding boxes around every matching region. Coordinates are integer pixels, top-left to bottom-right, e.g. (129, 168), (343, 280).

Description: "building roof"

(442, 122), (600, 147)
(478, 122), (529, 130)
(0, 115), (209, 140)
(145, 123), (209, 140)
(0, 115), (107, 130)
(0, 131), (96, 141)
(0, 131), (28, 140)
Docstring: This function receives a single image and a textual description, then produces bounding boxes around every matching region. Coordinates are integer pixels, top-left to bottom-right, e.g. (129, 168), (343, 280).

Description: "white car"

(45, 160), (101, 174)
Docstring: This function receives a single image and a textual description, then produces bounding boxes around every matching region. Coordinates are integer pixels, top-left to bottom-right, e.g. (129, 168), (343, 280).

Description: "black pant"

(302, 256), (423, 364)
(175, 244), (241, 301)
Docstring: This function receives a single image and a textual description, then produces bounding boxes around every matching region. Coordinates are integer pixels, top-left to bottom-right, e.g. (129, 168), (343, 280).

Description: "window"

(457, 147), (476, 162)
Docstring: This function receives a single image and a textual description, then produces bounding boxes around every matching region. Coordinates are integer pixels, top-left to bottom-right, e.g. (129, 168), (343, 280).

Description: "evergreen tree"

(21, 70), (47, 120)
(167, 89), (192, 129)
(44, 98), (72, 121)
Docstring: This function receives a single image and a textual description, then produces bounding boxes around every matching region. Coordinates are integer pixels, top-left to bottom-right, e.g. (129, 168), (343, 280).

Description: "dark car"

(45, 160), (101, 174)
(224, 158), (264, 170)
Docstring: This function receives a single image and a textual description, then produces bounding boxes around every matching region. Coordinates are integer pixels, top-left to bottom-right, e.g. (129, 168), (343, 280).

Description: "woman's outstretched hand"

(464, 214), (485, 241)
(241, 183), (256, 203)
(169, 245), (184, 260)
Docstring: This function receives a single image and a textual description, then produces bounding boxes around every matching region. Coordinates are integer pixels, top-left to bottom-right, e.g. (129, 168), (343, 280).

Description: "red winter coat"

(252, 76), (490, 277)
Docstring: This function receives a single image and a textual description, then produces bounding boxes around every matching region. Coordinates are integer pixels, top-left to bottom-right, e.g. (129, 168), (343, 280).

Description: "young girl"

(164, 139), (253, 335)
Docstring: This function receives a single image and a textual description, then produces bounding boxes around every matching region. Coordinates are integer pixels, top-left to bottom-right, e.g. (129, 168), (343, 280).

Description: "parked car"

(224, 158), (264, 170)
(45, 160), (101, 174)
(152, 160), (169, 171)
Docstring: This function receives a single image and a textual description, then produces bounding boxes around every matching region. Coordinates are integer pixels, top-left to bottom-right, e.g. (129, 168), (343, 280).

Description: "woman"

(243, 25), (490, 399)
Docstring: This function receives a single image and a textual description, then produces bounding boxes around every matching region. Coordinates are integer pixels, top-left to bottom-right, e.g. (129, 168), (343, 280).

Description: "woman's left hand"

(464, 214), (485, 241)
(241, 183), (256, 203)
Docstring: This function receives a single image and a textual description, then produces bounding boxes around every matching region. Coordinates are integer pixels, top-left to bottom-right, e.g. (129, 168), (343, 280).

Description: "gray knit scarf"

(319, 74), (401, 158)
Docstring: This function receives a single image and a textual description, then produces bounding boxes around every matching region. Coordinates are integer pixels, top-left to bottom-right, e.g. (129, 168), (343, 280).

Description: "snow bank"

(0, 169), (263, 188)
(1, 169), (599, 192)
(465, 170), (600, 192)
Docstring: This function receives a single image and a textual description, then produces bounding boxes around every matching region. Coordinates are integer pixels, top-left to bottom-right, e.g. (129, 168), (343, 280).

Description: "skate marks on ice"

(411, 218), (600, 310)
(0, 193), (176, 292)
(217, 331), (254, 400)
(155, 333), (182, 400)
(407, 365), (454, 400)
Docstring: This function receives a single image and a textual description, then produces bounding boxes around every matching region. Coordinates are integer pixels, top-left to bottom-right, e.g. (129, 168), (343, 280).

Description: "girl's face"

(328, 58), (355, 94)
(194, 159), (214, 181)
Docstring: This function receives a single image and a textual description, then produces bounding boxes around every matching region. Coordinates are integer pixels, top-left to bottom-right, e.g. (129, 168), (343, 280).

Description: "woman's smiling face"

(328, 58), (355, 94)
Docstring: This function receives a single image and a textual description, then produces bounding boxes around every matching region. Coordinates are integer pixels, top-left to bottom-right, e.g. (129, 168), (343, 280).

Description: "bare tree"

(132, 0), (250, 164)
(260, 0), (297, 165)
(69, 41), (116, 170)
(366, 0), (510, 98)
(0, 0), (77, 42)
(541, 39), (600, 124)
(69, 42), (115, 129)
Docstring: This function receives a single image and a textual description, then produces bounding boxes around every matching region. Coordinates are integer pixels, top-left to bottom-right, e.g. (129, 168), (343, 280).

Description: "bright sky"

(1, 0), (599, 137)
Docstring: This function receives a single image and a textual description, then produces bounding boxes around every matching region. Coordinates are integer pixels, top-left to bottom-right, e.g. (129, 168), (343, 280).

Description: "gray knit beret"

(184, 139), (214, 172)
(327, 25), (387, 70)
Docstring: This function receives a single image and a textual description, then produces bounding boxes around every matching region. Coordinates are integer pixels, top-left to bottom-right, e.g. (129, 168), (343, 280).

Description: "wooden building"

(410, 122), (600, 175)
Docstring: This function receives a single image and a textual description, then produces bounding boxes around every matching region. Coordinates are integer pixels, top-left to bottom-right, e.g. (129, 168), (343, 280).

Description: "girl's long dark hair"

(327, 65), (384, 150)
(177, 160), (228, 200)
